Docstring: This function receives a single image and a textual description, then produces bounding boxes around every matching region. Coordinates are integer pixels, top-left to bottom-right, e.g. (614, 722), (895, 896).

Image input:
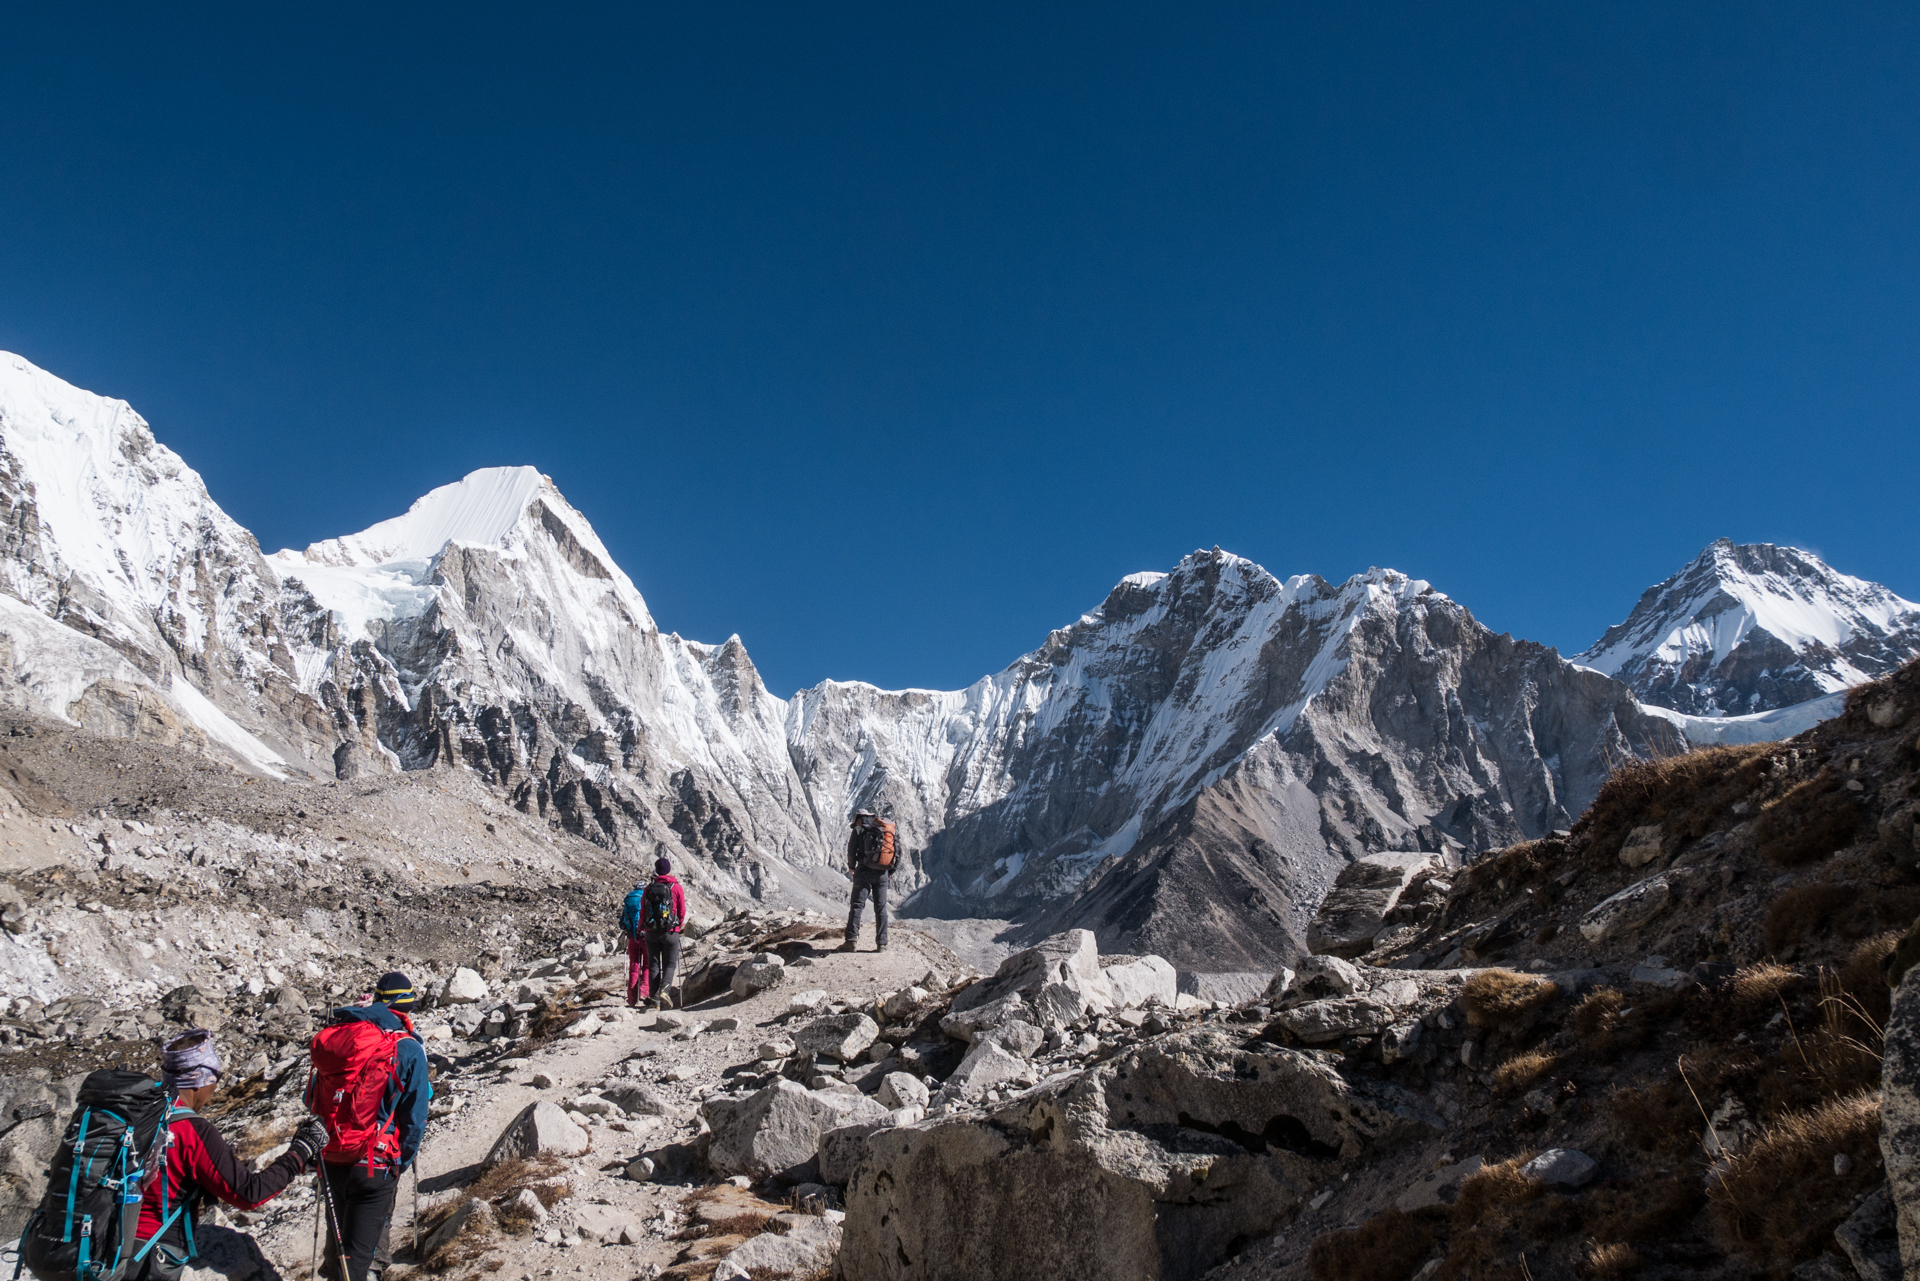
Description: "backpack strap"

(62, 1108), (94, 1242)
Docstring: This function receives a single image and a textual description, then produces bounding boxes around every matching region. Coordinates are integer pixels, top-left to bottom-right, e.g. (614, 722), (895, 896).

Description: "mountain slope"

(1577, 538), (1920, 716)
(795, 551), (1687, 966)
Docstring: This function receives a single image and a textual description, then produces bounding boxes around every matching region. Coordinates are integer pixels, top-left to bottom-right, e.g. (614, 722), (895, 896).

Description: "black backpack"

(16, 1072), (174, 1281)
(640, 880), (676, 932)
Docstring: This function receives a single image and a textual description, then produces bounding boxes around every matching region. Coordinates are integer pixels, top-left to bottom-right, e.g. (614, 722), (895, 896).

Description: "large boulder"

(1100, 955), (1178, 1010)
(443, 968), (489, 1004)
(1306, 853), (1438, 958)
(731, 953), (787, 999)
(794, 1013), (881, 1063)
(1882, 959), (1920, 1273)
(947, 930), (1114, 1021)
(819, 1119), (895, 1186)
(1270, 955), (1362, 1006)
(942, 1039), (1027, 1101)
(940, 991), (1029, 1043)
(704, 1080), (891, 1181)
(487, 1101), (589, 1163)
(841, 1028), (1441, 1281)
(719, 1215), (843, 1278)
(1270, 997), (1395, 1044)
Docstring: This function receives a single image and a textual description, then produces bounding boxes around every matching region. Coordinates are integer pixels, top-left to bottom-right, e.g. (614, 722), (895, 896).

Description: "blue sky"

(3, 4), (1916, 695)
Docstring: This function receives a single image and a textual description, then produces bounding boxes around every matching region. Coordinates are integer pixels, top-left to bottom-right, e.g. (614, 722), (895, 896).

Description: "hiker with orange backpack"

(840, 809), (898, 952)
(307, 973), (432, 1281)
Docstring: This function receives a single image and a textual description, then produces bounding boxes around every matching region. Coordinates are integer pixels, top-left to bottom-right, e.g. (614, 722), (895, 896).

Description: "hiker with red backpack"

(306, 973), (432, 1281)
(18, 1029), (325, 1281)
(620, 858), (686, 1009)
(841, 809), (898, 952)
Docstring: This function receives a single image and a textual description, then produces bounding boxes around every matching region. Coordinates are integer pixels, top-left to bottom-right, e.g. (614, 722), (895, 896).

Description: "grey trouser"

(847, 867), (890, 946)
(644, 930), (681, 1000)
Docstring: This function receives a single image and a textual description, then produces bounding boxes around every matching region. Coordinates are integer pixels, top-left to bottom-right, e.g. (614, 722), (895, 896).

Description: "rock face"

(1306, 853), (1441, 958)
(703, 1079), (890, 1181)
(730, 953), (787, 999)
(1578, 874), (1673, 943)
(1100, 955), (1177, 1009)
(841, 1028), (1441, 1281)
(1577, 539), (1920, 717)
(1881, 964), (1920, 1274)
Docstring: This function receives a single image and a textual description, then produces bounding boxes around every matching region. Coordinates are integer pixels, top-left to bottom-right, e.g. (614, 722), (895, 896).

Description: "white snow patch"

(1639, 692), (1849, 746)
(289, 466), (544, 568)
(165, 678), (289, 776)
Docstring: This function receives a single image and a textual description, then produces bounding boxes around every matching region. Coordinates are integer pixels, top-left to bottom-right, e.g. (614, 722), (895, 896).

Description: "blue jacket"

(325, 1003), (432, 1169)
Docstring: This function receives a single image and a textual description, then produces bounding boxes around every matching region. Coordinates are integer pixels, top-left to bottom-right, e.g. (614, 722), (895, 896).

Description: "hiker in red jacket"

(623, 858), (687, 1009)
(133, 1029), (327, 1281)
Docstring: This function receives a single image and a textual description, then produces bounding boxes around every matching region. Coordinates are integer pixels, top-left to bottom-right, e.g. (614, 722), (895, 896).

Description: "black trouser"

(320, 1162), (400, 1281)
(645, 930), (681, 1003)
(847, 867), (890, 946)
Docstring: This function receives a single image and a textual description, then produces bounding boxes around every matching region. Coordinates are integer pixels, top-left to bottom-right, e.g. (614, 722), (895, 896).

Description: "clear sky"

(3, 4), (1916, 695)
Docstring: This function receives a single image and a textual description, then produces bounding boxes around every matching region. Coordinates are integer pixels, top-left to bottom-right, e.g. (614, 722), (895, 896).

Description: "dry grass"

(1754, 773), (1863, 867)
(1582, 1242), (1640, 1279)
(1728, 962), (1796, 1008)
(1708, 1090), (1882, 1266)
(419, 1153), (572, 1259)
(1571, 988), (1627, 1049)
(1838, 933), (1900, 1031)
(1580, 1178), (1704, 1246)
(1578, 743), (1775, 859)
(1450, 1156), (1539, 1230)
(1492, 1050), (1556, 1096)
(1462, 970), (1560, 1028)
(1763, 884), (1855, 953)
(1306, 1208), (1435, 1281)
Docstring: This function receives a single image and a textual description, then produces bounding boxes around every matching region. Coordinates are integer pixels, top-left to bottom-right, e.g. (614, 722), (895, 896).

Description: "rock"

(843, 1027), (1440, 1281)
(618, 1222), (644, 1245)
(941, 1039), (1027, 1100)
(421, 1196), (493, 1259)
(758, 1038), (796, 1062)
(599, 1083), (669, 1116)
(721, 1216), (843, 1277)
(1027, 982), (1095, 1029)
(1381, 1020), (1422, 1064)
(1100, 955), (1178, 1010)
(623, 1156), (656, 1182)
(731, 953), (787, 999)
(563, 1011), (603, 1038)
(529, 1072), (557, 1090)
(704, 1079), (890, 1181)
(1274, 956), (1363, 1006)
(508, 1188), (547, 1225)
(1519, 1148), (1598, 1188)
(1836, 1185), (1902, 1281)
(1630, 965), (1688, 990)
(487, 1101), (590, 1163)
(1396, 1156), (1484, 1212)
(1885, 963), (1920, 1278)
(710, 1017), (741, 1032)
(266, 986), (308, 1013)
(820, 1120), (895, 1186)
(946, 930), (1114, 1023)
(787, 989), (831, 1016)
(1578, 874), (1673, 943)
(882, 987), (928, 1021)
(442, 968), (488, 1004)
(979, 1019), (1045, 1059)
(877, 1072), (930, 1111)
(940, 991), (1029, 1043)
(1271, 997), (1394, 1044)
(1618, 823), (1666, 868)
(1307, 853), (1438, 958)
(794, 1013), (880, 1063)
(569, 1094), (616, 1117)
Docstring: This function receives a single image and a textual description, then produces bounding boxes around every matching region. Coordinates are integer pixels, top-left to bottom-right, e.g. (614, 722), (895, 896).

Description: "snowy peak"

(1576, 539), (1920, 715)
(290, 466), (547, 568)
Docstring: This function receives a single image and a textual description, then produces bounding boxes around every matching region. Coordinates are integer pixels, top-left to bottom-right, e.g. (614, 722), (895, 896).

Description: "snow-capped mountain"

(6, 351), (1910, 968)
(1577, 539), (1920, 717)
(795, 551), (1684, 966)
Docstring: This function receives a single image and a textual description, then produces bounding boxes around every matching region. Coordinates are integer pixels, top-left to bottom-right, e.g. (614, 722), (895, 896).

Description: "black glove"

(289, 1119), (329, 1167)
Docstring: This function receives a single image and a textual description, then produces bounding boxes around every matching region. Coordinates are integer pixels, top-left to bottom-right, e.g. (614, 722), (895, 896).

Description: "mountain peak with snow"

(1576, 539), (1920, 715)
(286, 466), (548, 568)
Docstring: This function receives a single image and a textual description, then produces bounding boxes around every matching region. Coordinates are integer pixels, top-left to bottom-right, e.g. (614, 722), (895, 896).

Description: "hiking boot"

(836, 939), (857, 953)
(873, 942), (889, 952)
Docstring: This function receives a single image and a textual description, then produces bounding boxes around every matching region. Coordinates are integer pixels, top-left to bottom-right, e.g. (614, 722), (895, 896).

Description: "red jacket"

(136, 1108), (306, 1259)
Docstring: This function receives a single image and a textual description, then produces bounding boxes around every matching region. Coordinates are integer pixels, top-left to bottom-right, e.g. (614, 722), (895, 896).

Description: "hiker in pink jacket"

(620, 858), (687, 1009)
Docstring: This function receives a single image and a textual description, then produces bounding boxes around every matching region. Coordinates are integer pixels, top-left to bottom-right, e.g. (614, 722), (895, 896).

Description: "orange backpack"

(875, 820), (896, 868)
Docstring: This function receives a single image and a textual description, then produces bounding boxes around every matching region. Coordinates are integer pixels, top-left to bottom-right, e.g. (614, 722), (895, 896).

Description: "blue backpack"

(619, 886), (648, 938)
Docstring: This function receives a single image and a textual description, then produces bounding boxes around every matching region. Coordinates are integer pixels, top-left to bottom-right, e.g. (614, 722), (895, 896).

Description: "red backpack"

(307, 1019), (405, 1171)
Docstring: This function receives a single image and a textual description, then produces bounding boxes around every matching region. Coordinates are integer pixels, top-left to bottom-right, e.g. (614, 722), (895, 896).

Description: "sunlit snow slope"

(1577, 539), (1920, 717)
